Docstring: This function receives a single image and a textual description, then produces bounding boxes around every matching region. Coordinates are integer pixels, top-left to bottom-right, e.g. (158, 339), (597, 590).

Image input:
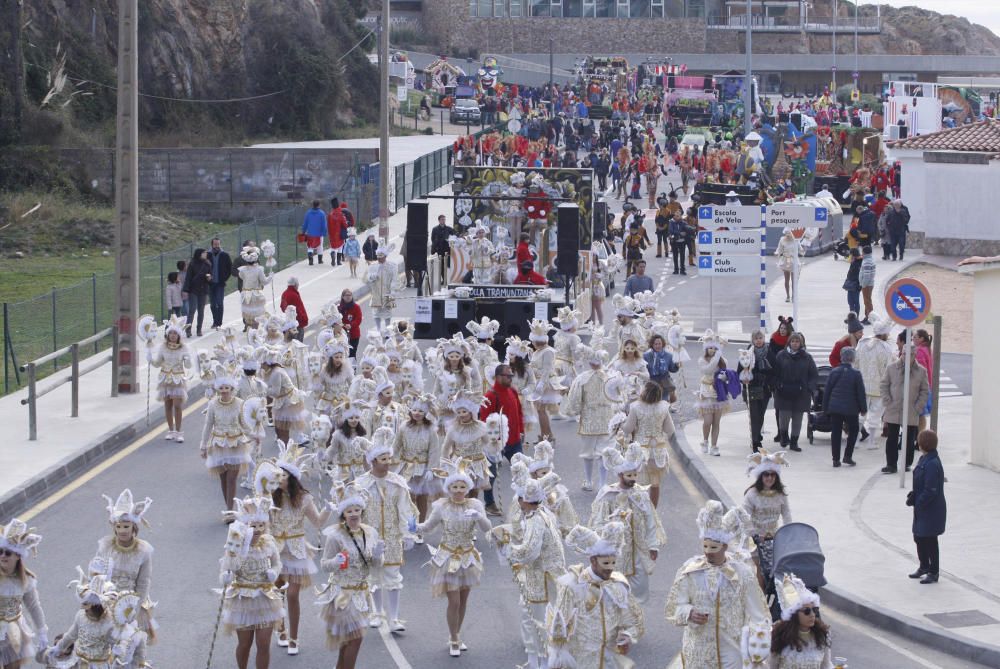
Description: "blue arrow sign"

(698, 231), (713, 245)
(698, 206), (713, 220)
(698, 255), (712, 270)
(815, 208), (828, 222)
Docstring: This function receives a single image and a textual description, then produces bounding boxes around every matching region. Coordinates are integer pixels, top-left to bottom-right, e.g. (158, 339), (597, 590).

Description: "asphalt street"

(20, 243), (982, 669)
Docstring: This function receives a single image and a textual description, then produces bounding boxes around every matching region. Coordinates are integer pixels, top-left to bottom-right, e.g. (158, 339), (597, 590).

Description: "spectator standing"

(479, 363), (526, 517)
(822, 347), (867, 467)
(855, 317), (896, 449)
(773, 332), (818, 452)
(326, 198), (347, 266)
(362, 234), (379, 265)
(431, 215), (452, 285)
(739, 329), (773, 453)
(880, 336), (929, 474)
(182, 247), (212, 337)
(343, 228), (361, 278)
(668, 210), (688, 275)
(165, 272), (184, 317)
(843, 248), (862, 316)
(207, 238), (232, 330)
(859, 245), (877, 323)
(830, 313), (864, 368)
(337, 289), (363, 357)
(623, 260), (653, 297)
(884, 199), (911, 261)
(907, 430), (946, 584)
(914, 328), (935, 431)
(279, 277), (309, 342)
(175, 260), (189, 317)
(301, 200), (327, 266)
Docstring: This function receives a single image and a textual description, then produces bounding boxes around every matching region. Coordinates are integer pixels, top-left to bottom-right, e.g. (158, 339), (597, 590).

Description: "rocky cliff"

(4, 0), (377, 144)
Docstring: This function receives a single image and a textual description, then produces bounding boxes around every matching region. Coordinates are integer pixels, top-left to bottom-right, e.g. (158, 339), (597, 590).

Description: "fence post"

(276, 219), (281, 267)
(92, 274), (98, 354)
(111, 324), (120, 398)
(2, 302), (7, 395)
(440, 108), (444, 135)
(159, 254), (165, 319)
(25, 363), (36, 441)
(70, 343), (79, 417)
(51, 287), (57, 372)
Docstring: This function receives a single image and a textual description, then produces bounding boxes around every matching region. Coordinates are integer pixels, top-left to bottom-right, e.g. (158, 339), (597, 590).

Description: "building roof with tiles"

(888, 119), (1000, 154)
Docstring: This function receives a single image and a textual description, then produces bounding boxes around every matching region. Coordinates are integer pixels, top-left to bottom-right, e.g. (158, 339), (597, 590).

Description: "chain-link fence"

(1, 207), (311, 396)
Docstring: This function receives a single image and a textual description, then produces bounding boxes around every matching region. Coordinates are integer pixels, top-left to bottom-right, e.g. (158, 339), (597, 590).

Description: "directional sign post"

(698, 205), (762, 229)
(697, 230), (760, 253)
(884, 277), (932, 488)
(766, 204), (829, 228)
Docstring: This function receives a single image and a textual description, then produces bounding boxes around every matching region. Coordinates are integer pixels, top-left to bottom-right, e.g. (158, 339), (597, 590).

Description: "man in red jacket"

(479, 363), (525, 516)
(337, 288), (363, 357)
(327, 198), (347, 266)
(279, 277), (309, 341)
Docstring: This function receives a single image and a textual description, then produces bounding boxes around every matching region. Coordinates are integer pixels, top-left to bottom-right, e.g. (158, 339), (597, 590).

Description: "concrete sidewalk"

(0, 188), (457, 519)
(673, 250), (1000, 666)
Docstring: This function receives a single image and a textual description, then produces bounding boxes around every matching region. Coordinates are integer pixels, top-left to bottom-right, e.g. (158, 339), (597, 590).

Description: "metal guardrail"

(19, 326), (119, 441)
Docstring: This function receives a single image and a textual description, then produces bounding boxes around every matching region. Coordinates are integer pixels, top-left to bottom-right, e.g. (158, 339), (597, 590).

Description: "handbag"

(747, 385), (767, 402)
(296, 233), (307, 243)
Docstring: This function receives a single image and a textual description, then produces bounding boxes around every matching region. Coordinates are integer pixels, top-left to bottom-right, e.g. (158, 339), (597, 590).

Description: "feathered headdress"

(163, 313), (186, 339)
(466, 316), (501, 341)
(68, 568), (118, 606)
(0, 518), (42, 558)
(601, 443), (643, 475)
(699, 328), (727, 351)
(450, 388), (486, 414)
(102, 489), (152, 527)
(432, 457), (474, 489)
(223, 496), (275, 525)
(281, 306), (299, 333)
(365, 427), (396, 464)
(776, 572), (821, 621)
(564, 521), (626, 557)
(504, 335), (532, 361)
(528, 318), (552, 344)
(696, 500), (742, 545)
(552, 307), (582, 332)
(612, 294), (640, 318)
(275, 438), (315, 480)
(331, 480), (369, 515)
(746, 448), (790, 479)
(240, 245), (261, 263)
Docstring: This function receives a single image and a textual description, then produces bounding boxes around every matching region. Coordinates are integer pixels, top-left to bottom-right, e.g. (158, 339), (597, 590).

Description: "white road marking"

(378, 622), (414, 669)
(938, 391), (963, 397)
(667, 286), (677, 291)
(821, 607), (950, 669)
(938, 383), (959, 389)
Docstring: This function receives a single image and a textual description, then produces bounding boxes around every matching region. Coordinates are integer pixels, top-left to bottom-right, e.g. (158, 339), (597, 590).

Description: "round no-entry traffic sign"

(885, 277), (932, 327)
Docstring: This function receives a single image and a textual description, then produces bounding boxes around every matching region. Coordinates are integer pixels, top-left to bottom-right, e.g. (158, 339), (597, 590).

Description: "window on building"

(651, 0), (663, 17)
(478, 0), (492, 16)
(617, 0), (629, 18)
(531, 0), (551, 15)
(510, 0), (522, 15)
(494, 0), (507, 16)
(630, 0), (650, 17)
(583, 0), (595, 16)
(564, 0), (583, 16)
(685, 0), (704, 17)
(595, 0), (616, 15)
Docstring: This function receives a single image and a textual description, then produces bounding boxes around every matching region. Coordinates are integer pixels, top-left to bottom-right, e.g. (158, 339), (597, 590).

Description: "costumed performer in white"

(491, 470), (567, 669)
(769, 573), (834, 669)
(562, 344), (617, 492)
(219, 496), (284, 669)
(590, 444), (666, 604)
(200, 362), (253, 515)
(696, 330), (732, 456)
(260, 345), (309, 445)
(238, 245), (271, 331)
(317, 482), (383, 668)
(393, 393), (442, 533)
(664, 500), (769, 669)
(621, 380), (675, 508)
(743, 449), (792, 586)
(527, 318), (564, 444)
(440, 390), (494, 495)
(90, 490), (157, 644)
(148, 314), (192, 442)
(0, 519), (48, 667)
(505, 336), (540, 446)
(544, 521), (644, 669)
(312, 341), (354, 418)
(415, 458), (494, 657)
(366, 241), (399, 332)
(354, 428), (417, 632)
(508, 443), (579, 536)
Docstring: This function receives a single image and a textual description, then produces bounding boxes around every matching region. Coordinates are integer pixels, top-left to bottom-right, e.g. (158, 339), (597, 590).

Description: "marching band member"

(415, 459), (494, 657)
(317, 482), (382, 669)
(148, 314), (192, 442)
(590, 444), (666, 604)
(665, 500), (769, 669)
(545, 522), (644, 669)
(354, 429), (417, 632)
(0, 519), (48, 666)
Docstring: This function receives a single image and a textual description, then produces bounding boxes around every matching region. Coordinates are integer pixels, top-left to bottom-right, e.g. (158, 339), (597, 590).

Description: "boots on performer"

(388, 589), (405, 631)
(307, 251), (314, 266)
(582, 459), (595, 491)
(318, 252), (324, 264)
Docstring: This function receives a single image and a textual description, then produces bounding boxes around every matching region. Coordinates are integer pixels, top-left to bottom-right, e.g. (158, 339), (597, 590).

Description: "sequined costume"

(417, 498), (492, 597)
(92, 536), (157, 637)
(0, 573), (47, 665)
(49, 609), (117, 668)
(312, 366), (354, 416)
(265, 366), (308, 435)
(589, 484), (666, 603)
(324, 431), (368, 481)
(393, 422), (442, 495)
(621, 400), (675, 483)
(355, 471), (416, 593)
(270, 494), (325, 586)
(220, 535), (284, 633)
(238, 265), (270, 328)
(441, 420), (492, 491)
(562, 368), (617, 460)
(150, 342), (191, 402)
(199, 395), (252, 474)
(317, 523), (381, 649)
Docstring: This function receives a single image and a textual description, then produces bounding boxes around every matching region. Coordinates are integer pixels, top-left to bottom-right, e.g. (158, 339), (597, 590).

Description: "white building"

(888, 119), (1000, 256)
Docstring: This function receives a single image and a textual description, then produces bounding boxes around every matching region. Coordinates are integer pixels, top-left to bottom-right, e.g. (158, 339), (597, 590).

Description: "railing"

(20, 326), (119, 441)
(707, 13), (881, 33)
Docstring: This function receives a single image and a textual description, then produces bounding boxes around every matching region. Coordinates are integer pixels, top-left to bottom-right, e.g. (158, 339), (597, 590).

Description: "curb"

(0, 273), (376, 521)
(670, 422), (1000, 668)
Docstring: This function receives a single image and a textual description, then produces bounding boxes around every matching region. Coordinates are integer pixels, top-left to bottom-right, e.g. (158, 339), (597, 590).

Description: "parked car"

(450, 98), (482, 124)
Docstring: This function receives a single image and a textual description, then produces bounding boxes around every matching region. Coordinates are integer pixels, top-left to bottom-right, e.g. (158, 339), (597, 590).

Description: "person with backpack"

(884, 199), (911, 261)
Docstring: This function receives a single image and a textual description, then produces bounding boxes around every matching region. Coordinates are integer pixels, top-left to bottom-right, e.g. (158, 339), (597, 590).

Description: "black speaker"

(790, 112), (802, 131)
(897, 125), (908, 140)
(405, 199), (429, 273)
(593, 199), (608, 242)
(556, 203), (580, 278)
(444, 300), (476, 337)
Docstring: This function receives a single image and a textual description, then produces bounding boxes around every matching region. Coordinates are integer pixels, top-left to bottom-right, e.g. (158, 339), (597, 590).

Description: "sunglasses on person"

(497, 372), (513, 377)
(0, 549), (16, 557)
(799, 607), (820, 616)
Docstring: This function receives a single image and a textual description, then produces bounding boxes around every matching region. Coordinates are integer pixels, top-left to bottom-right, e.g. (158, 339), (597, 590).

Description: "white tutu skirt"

(319, 595), (371, 649)
(407, 472), (441, 496)
(429, 561), (483, 598)
(241, 290), (267, 323)
(280, 553), (318, 586)
(222, 592), (285, 634)
(696, 396), (731, 417)
(206, 437), (252, 475)
(0, 618), (36, 664)
(273, 404), (308, 433)
(157, 381), (187, 402)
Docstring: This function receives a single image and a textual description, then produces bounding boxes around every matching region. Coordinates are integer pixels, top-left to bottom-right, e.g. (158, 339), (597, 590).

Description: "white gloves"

(265, 568), (278, 583)
(372, 541), (385, 561)
(36, 630), (48, 648)
(221, 571), (234, 585)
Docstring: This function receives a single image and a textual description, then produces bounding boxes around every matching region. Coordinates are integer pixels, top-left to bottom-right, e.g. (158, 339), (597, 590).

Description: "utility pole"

(378, 0), (390, 240)
(548, 38), (554, 117)
(832, 0), (837, 91)
(114, 0), (139, 393)
(743, 0), (753, 134)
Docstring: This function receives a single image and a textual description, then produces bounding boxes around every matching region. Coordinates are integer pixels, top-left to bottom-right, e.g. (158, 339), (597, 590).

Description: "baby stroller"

(807, 364), (833, 444)
(768, 522), (827, 621)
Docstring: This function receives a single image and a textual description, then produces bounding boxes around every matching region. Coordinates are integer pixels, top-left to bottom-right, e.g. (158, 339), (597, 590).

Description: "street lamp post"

(743, 0), (753, 134)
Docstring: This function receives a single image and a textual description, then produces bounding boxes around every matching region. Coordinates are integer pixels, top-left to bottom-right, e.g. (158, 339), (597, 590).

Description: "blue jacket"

(822, 364), (867, 416)
(643, 349), (678, 379)
(343, 238), (361, 258)
(911, 450), (946, 537)
(301, 208), (327, 237)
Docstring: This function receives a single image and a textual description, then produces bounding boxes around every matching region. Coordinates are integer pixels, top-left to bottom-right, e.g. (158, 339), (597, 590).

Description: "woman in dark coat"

(739, 328), (773, 454)
(767, 316), (794, 442)
(907, 429), (946, 584)
(772, 331), (818, 452)
(182, 248), (212, 337)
